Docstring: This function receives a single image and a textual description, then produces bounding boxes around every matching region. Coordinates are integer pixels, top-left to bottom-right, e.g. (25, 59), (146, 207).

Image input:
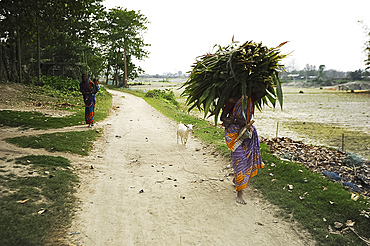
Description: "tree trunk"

(37, 26), (41, 85)
(11, 43), (19, 83)
(124, 40), (128, 88)
(117, 50), (124, 87)
(17, 27), (22, 84)
(0, 44), (8, 81)
(105, 65), (110, 85)
(114, 66), (118, 86)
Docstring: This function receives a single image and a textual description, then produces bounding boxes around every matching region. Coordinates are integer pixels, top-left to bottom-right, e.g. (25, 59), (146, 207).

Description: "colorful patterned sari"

(80, 80), (99, 124)
(224, 97), (263, 191)
(85, 93), (95, 124)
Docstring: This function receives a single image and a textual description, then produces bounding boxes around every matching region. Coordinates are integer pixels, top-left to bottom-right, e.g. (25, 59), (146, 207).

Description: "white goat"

(177, 123), (194, 146)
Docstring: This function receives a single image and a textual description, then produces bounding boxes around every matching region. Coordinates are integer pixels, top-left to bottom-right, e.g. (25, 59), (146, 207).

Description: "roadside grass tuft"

(5, 130), (102, 156)
(112, 86), (370, 246)
(0, 155), (78, 245)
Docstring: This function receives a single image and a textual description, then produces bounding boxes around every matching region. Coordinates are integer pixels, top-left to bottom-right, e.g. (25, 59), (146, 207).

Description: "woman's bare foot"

(236, 190), (246, 204)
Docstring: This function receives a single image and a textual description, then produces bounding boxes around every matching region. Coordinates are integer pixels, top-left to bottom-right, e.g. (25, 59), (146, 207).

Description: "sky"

(102, 0), (370, 75)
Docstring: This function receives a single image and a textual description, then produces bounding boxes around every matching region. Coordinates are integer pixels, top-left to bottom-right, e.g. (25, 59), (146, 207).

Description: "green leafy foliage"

(37, 75), (79, 92)
(181, 40), (288, 125)
(30, 75), (81, 97)
(145, 89), (179, 107)
(0, 0), (106, 82)
(0, 0), (149, 84)
(99, 7), (150, 85)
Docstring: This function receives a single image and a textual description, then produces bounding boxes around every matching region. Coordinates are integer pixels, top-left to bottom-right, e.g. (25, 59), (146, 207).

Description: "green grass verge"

(0, 86), (112, 130)
(253, 144), (370, 245)
(0, 155), (78, 245)
(112, 86), (370, 246)
(4, 130), (101, 156)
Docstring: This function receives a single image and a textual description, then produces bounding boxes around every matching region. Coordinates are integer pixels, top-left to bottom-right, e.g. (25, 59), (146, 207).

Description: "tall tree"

(360, 20), (370, 70)
(100, 7), (150, 87)
(349, 69), (363, 80)
(317, 65), (326, 81)
(366, 35), (370, 70)
(303, 64), (317, 81)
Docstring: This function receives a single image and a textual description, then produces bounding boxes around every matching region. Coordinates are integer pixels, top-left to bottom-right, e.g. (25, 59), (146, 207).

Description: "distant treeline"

(282, 66), (370, 82)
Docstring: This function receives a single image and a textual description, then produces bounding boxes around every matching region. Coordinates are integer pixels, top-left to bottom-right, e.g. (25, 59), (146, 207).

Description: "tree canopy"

(99, 7), (150, 87)
(0, 0), (150, 85)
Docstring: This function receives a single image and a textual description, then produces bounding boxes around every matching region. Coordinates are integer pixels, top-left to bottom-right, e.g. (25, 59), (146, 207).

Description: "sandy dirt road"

(67, 90), (313, 245)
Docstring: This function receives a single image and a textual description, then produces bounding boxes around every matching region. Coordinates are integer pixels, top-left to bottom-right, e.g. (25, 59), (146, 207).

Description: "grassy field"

(115, 85), (370, 246)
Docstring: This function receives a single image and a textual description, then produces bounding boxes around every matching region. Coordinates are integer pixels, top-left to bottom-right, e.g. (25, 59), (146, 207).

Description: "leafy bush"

(145, 89), (179, 107)
(42, 76), (79, 91)
(31, 75), (81, 97)
(128, 82), (150, 86)
(32, 75), (79, 91)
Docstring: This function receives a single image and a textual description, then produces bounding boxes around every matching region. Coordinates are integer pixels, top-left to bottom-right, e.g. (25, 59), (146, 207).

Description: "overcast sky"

(102, 0), (370, 75)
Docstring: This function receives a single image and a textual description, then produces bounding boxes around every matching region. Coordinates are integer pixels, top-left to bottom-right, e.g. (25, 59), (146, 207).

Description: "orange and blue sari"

(85, 91), (95, 124)
(224, 97), (263, 191)
(80, 80), (99, 124)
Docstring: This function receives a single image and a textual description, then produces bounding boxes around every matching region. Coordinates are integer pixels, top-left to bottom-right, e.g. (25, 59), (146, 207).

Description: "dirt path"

(66, 90), (314, 245)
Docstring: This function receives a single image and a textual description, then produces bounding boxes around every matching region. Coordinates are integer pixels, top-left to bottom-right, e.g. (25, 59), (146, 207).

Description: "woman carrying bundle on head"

(221, 89), (263, 205)
(181, 39), (287, 204)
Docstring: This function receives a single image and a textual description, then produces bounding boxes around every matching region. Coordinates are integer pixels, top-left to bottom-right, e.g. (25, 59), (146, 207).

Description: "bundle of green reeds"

(181, 40), (288, 125)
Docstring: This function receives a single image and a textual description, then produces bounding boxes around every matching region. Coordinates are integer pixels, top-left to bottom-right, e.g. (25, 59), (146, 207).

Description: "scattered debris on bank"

(261, 137), (370, 199)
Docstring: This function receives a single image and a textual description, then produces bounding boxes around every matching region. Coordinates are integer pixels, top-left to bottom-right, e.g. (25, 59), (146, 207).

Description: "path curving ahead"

(67, 90), (314, 245)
